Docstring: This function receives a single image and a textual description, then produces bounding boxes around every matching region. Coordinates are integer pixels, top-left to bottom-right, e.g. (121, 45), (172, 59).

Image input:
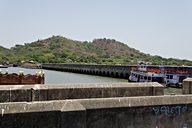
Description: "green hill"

(0, 46), (13, 64)
(0, 36), (192, 66)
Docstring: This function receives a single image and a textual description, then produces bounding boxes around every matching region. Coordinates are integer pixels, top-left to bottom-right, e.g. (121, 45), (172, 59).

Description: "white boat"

(0, 64), (8, 68)
(129, 70), (166, 83)
(129, 64), (189, 87)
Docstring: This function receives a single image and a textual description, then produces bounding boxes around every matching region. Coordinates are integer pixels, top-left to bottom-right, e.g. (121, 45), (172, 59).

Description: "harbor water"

(0, 67), (181, 94)
(0, 67), (127, 84)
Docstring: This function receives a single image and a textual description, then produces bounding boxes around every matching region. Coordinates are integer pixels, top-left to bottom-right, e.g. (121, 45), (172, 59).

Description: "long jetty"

(42, 63), (192, 79)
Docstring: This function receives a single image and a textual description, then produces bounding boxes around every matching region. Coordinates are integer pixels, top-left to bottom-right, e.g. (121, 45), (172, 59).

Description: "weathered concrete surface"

(0, 100), (85, 128)
(0, 85), (33, 103)
(4, 81), (192, 127)
(60, 101), (86, 128)
(0, 111), (60, 128)
(183, 78), (192, 94)
(0, 82), (164, 103)
(0, 95), (192, 128)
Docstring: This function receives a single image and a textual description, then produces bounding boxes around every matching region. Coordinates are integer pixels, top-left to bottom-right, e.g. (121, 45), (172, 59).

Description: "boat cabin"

(129, 71), (165, 83)
(129, 64), (190, 87)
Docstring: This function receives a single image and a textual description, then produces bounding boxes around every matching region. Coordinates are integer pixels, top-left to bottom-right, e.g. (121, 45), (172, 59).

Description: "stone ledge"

(78, 95), (192, 109)
(0, 82), (164, 103)
(0, 82), (163, 90)
(1, 94), (192, 128)
(1, 95), (192, 114)
(183, 78), (192, 94)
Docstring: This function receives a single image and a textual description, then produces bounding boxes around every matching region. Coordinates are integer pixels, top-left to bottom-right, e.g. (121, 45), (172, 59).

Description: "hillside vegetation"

(0, 36), (192, 66)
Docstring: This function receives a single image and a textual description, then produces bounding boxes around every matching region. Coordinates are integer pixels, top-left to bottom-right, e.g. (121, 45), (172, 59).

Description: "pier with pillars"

(42, 63), (192, 79)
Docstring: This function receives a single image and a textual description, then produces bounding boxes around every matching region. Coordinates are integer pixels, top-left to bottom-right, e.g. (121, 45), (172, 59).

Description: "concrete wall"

(0, 95), (192, 128)
(183, 78), (192, 94)
(2, 80), (192, 128)
(0, 82), (163, 103)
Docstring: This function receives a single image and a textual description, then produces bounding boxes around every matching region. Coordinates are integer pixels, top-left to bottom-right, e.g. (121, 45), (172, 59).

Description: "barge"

(0, 71), (44, 85)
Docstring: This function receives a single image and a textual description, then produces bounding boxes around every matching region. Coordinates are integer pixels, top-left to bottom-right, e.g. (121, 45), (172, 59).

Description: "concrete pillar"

(31, 85), (48, 101)
(183, 78), (192, 94)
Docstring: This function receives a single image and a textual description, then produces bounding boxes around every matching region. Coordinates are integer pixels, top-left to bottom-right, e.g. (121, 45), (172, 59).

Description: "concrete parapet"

(0, 82), (164, 103)
(183, 78), (192, 94)
(46, 82), (163, 100)
(0, 100), (86, 128)
(0, 85), (33, 103)
(1, 95), (191, 114)
(0, 95), (192, 128)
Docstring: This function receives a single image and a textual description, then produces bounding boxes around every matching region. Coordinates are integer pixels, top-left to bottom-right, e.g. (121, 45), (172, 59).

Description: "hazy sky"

(0, 0), (192, 60)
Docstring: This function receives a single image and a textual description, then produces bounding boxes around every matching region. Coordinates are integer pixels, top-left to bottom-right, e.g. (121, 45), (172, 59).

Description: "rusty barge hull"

(0, 73), (44, 85)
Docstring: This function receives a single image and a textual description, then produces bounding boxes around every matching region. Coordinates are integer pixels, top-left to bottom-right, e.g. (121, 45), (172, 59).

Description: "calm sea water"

(0, 67), (181, 94)
(0, 67), (127, 84)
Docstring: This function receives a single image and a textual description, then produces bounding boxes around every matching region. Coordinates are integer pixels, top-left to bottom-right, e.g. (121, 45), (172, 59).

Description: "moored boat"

(0, 64), (8, 68)
(129, 70), (166, 83)
(129, 64), (190, 87)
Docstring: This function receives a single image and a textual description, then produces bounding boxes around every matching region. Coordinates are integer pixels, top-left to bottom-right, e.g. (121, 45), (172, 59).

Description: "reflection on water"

(0, 67), (127, 84)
